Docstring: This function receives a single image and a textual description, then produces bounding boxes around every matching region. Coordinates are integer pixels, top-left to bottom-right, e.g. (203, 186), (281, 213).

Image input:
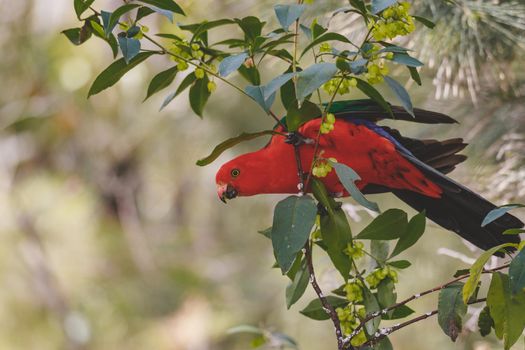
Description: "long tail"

(363, 129), (523, 254)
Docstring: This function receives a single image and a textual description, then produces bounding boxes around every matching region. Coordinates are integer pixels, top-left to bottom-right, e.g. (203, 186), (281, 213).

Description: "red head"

(215, 139), (300, 202)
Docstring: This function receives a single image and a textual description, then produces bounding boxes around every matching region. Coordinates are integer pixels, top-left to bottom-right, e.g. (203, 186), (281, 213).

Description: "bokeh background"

(0, 0), (524, 349)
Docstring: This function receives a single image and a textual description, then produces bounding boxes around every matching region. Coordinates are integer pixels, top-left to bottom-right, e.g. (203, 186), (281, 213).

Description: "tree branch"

(355, 298), (487, 349)
(342, 264), (509, 347)
(304, 241), (350, 350)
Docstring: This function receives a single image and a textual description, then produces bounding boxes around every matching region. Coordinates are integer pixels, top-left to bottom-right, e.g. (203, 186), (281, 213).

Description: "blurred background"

(0, 0), (523, 349)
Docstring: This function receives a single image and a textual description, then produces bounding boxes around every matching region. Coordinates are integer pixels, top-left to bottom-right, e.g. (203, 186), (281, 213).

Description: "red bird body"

(216, 101), (522, 252)
(217, 119), (441, 198)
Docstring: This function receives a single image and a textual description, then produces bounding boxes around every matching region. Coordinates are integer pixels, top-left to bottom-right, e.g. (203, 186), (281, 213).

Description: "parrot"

(215, 99), (523, 253)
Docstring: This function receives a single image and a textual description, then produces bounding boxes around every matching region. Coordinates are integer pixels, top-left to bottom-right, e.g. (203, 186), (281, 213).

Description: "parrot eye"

(231, 168), (240, 178)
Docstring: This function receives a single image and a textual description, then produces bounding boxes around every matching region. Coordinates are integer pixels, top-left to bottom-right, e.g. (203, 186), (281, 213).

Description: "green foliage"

(438, 282), (467, 342)
(63, 1), (525, 349)
(271, 196), (317, 274)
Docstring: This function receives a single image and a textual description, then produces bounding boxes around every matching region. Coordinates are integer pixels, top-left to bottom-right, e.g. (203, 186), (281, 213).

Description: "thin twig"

(342, 263), (510, 346)
(354, 298), (487, 349)
(304, 241), (349, 350)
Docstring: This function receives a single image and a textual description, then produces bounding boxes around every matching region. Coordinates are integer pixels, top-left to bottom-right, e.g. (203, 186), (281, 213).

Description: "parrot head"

(215, 152), (260, 203)
(215, 144), (299, 202)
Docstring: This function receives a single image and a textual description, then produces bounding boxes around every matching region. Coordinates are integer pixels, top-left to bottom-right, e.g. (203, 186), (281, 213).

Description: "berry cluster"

(344, 241), (365, 260)
(369, 2), (415, 41)
(322, 77), (358, 96)
(320, 112), (336, 134)
(336, 305), (367, 345)
(312, 157), (337, 178)
(365, 266), (398, 289)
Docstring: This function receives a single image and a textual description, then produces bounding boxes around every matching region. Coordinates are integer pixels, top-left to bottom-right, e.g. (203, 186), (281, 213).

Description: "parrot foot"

(284, 132), (314, 146)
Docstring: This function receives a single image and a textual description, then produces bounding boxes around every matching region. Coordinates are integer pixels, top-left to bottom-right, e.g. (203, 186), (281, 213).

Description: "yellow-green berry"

(194, 68), (205, 79)
(207, 81), (217, 93)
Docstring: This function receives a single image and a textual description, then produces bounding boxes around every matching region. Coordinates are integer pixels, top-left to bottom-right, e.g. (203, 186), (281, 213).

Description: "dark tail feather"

(392, 174), (522, 256)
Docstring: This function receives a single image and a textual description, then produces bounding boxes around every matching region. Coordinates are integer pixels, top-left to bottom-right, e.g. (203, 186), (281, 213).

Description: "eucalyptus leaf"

(300, 32), (353, 58)
(300, 296), (348, 320)
(384, 76), (414, 118)
(189, 75), (211, 117)
(482, 204), (524, 227)
(272, 196), (317, 274)
(145, 66), (178, 101)
(356, 209), (408, 240)
(274, 4), (306, 30)
(160, 73), (197, 111)
(390, 210), (426, 257)
(509, 248), (525, 295)
(136, 0), (185, 15)
(392, 53), (424, 67)
(88, 52), (156, 97)
(245, 85), (276, 113)
(438, 282), (467, 342)
(196, 130), (277, 166)
(285, 258), (309, 309)
(332, 162), (380, 212)
(117, 35), (141, 63)
(462, 243), (515, 304)
(296, 63), (338, 103)
(354, 78), (394, 118)
(219, 52), (249, 77)
(107, 4), (141, 37)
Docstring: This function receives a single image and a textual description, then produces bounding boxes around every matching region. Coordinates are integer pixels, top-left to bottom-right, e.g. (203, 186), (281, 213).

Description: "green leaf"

(295, 63), (338, 103)
(88, 52), (156, 97)
(286, 100), (321, 132)
(349, 0), (368, 16)
(251, 336), (266, 348)
(408, 66), (422, 86)
(331, 162), (380, 212)
(371, 0), (397, 14)
(117, 35), (141, 64)
(478, 306), (493, 337)
(356, 209), (408, 240)
(354, 78), (394, 118)
(300, 296), (348, 320)
(390, 211), (426, 257)
(245, 85), (275, 113)
(285, 258), (309, 309)
(377, 278), (397, 310)
(384, 76), (414, 118)
(236, 16), (265, 42)
(482, 204), (524, 227)
(388, 260), (411, 269)
(361, 337), (393, 350)
(509, 248), (525, 295)
(487, 272), (525, 349)
(274, 4), (306, 31)
(62, 27), (92, 46)
(503, 228), (525, 235)
(136, 6), (155, 21)
(219, 52), (249, 77)
(311, 178), (337, 216)
(189, 75), (211, 117)
(107, 4), (141, 37)
(392, 53), (424, 67)
(280, 68), (299, 110)
(382, 304), (415, 320)
(145, 66), (178, 101)
(438, 282), (467, 342)
(320, 208), (353, 279)
(197, 130), (276, 166)
(371, 240), (390, 265)
(89, 20), (119, 58)
(272, 196), (317, 274)
(74, 0), (95, 19)
(263, 72), (297, 100)
(300, 32), (352, 58)
(258, 227), (272, 239)
(488, 272), (507, 339)
(160, 73), (196, 111)
(413, 15), (435, 29)
(363, 287), (381, 334)
(463, 243), (515, 304)
(238, 65), (261, 85)
(136, 0), (185, 15)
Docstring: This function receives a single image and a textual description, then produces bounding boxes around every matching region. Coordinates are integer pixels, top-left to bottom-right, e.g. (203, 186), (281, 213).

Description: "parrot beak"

(217, 183), (238, 203)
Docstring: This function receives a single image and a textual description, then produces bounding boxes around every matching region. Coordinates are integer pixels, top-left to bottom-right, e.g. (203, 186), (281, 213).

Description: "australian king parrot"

(215, 100), (523, 253)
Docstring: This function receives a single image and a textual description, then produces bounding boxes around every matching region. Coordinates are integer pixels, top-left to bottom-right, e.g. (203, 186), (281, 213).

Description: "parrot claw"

(285, 132), (314, 146)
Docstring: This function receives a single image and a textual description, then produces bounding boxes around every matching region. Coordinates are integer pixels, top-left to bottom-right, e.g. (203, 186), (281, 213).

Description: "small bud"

(194, 68), (205, 79)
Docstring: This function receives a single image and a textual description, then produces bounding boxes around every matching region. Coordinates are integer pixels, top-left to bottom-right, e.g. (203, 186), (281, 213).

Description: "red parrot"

(215, 100), (522, 252)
